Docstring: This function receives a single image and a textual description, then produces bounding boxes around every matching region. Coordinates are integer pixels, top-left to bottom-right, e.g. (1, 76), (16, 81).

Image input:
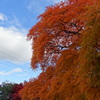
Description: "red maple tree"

(20, 0), (100, 100)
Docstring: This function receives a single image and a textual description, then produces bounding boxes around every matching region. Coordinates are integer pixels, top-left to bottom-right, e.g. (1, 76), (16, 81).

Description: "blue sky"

(0, 0), (64, 84)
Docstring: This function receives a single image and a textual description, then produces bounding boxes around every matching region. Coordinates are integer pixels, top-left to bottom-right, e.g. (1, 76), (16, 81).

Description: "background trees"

(20, 0), (100, 100)
(9, 83), (24, 100)
(0, 81), (24, 100)
(0, 81), (15, 100)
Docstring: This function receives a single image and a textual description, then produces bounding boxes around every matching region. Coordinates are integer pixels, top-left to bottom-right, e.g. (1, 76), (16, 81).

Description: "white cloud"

(0, 13), (7, 21)
(0, 26), (32, 64)
(0, 68), (22, 75)
(54, 0), (65, 3)
(17, 73), (28, 77)
(9, 15), (23, 28)
(47, 0), (65, 3)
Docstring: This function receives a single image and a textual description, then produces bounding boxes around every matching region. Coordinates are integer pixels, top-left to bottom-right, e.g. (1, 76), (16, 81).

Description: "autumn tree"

(20, 0), (100, 100)
(9, 83), (24, 100)
(76, 2), (100, 99)
(20, 66), (55, 100)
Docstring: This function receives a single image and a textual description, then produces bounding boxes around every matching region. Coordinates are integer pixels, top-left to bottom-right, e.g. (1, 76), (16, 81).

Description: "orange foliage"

(19, 66), (55, 100)
(20, 0), (100, 100)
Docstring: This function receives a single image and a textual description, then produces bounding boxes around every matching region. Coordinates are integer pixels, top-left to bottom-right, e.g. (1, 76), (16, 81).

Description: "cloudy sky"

(0, 0), (64, 84)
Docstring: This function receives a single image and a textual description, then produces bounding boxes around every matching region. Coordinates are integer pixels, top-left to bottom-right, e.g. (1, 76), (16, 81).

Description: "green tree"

(0, 81), (15, 100)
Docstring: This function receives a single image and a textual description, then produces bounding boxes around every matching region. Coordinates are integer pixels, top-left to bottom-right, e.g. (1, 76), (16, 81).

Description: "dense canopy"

(20, 0), (100, 100)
